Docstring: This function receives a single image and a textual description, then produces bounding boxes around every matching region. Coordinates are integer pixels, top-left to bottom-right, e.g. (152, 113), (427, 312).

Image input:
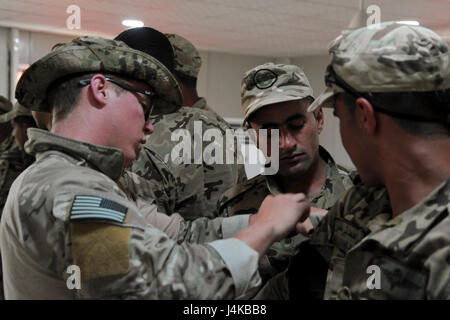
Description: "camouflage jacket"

(217, 146), (355, 280)
(307, 177), (450, 300)
(131, 105), (246, 219)
(192, 97), (213, 112)
(0, 135), (34, 212)
(122, 147), (178, 214)
(0, 135), (34, 300)
(0, 128), (261, 299)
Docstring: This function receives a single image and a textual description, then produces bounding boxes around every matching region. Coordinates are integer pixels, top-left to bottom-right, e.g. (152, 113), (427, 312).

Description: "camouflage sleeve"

(134, 196), (250, 243)
(127, 147), (178, 213)
(310, 197), (342, 263)
(123, 166), (251, 244)
(51, 175), (260, 299)
(423, 219), (450, 299)
(0, 146), (32, 212)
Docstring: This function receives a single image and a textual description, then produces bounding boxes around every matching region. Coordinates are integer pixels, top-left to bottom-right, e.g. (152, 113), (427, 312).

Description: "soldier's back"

(132, 106), (246, 219)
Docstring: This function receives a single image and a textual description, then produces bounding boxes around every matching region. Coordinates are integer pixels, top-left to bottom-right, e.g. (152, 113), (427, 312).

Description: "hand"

(296, 218), (314, 237)
(295, 207), (328, 237)
(309, 207), (328, 219)
(251, 193), (310, 242)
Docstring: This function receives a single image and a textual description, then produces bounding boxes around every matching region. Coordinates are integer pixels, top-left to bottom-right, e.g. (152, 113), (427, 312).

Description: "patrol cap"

(241, 62), (314, 124)
(0, 95), (12, 115)
(166, 33), (202, 78)
(15, 36), (183, 114)
(308, 21), (450, 112)
(0, 102), (32, 123)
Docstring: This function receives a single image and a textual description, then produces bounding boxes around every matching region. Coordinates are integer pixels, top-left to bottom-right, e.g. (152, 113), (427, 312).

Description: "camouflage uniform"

(0, 137), (33, 211)
(306, 178), (450, 299)
(166, 33), (213, 113)
(217, 146), (354, 280)
(0, 37), (261, 299)
(0, 101), (35, 300)
(130, 33), (246, 219)
(123, 146), (178, 214)
(218, 63), (354, 285)
(289, 22), (450, 299)
(132, 107), (245, 219)
(192, 96), (213, 112)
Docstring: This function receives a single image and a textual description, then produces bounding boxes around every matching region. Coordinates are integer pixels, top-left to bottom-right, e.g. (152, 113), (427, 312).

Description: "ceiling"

(0, 0), (449, 57)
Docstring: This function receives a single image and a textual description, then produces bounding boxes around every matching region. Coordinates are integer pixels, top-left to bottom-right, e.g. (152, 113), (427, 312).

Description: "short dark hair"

(48, 73), (125, 122)
(175, 71), (197, 88)
(340, 89), (450, 137)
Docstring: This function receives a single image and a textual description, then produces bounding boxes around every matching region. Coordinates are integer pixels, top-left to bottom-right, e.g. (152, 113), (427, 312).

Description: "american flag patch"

(69, 196), (127, 223)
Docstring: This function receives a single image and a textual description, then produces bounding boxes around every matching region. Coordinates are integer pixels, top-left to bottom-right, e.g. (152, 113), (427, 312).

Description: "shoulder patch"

(69, 195), (127, 223)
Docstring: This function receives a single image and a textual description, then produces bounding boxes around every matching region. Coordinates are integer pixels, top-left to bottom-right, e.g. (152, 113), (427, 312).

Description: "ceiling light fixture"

(396, 21), (420, 26)
(122, 19), (144, 28)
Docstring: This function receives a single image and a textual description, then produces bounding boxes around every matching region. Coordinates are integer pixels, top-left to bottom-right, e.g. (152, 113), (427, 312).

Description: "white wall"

(292, 55), (355, 169)
(197, 51), (274, 119)
(0, 27), (9, 97)
(18, 30), (74, 65)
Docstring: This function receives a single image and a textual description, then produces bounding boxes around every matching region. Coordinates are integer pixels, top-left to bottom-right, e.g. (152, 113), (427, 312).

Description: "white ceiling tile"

(0, 0), (448, 56)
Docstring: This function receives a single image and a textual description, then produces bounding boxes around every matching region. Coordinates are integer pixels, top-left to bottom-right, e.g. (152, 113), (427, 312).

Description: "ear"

(355, 97), (377, 135)
(88, 74), (110, 107)
(314, 107), (324, 134)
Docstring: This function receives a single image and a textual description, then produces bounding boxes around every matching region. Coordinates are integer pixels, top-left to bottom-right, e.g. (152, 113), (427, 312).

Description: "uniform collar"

(191, 97), (211, 111)
(265, 146), (342, 199)
(25, 128), (124, 181)
(354, 177), (450, 252)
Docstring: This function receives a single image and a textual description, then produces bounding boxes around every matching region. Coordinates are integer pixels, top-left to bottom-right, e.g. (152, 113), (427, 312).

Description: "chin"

(123, 153), (137, 168)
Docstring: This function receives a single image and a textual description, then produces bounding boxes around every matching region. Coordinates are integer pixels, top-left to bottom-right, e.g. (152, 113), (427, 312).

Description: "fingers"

(296, 218), (314, 237)
(292, 193), (306, 202)
(310, 206), (328, 218)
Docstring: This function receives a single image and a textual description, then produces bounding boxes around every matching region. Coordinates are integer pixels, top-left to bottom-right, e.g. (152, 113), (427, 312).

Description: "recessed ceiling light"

(396, 21), (420, 26)
(122, 19), (144, 28)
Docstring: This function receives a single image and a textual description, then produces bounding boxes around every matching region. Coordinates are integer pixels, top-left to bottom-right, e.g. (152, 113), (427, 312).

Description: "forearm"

(233, 220), (275, 258)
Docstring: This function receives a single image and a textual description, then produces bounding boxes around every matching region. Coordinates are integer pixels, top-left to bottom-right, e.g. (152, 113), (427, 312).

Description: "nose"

(144, 120), (154, 135)
(279, 127), (295, 151)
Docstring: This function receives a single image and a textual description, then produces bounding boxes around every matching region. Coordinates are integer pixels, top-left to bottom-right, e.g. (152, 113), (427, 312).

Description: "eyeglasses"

(79, 77), (156, 122)
(253, 69), (278, 89)
(324, 65), (447, 123)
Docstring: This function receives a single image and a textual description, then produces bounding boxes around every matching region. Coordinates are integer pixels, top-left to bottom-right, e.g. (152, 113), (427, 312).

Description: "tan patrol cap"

(166, 33), (202, 78)
(241, 62), (314, 124)
(0, 102), (32, 123)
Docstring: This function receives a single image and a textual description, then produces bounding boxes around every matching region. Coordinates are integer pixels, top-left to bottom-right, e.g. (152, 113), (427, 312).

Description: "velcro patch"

(69, 195), (127, 223)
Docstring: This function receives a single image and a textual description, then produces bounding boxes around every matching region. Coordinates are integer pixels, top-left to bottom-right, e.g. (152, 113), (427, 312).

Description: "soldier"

(216, 63), (354, 284)
(0, 96), (16, 213)
(0, 36), (311, 299)
(165, 33), (212, 112)
(116, 28), (246, 218)
(0, 100), (36, 299)
(0, 99), (36, 212)
(7, 102), (37, 149)
(280, 21), (449, 300)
